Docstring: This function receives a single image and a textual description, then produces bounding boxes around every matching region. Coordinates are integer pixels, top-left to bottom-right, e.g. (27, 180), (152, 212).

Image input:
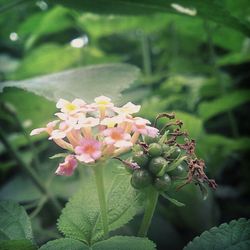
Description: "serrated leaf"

(0, 239), (37, 250)
(39, 236), (156, 250)
(0, 201), (33, 241)
(39, 238), (88, 250)
(161, 193), (185, 207)
(0, 63), (140, 104)
(57, 165), (142, 245)
(184, 218), (250, 250)
(93, 236), (156, 250)
(198, 90), (250, 121)
(50, 0), (250, 36)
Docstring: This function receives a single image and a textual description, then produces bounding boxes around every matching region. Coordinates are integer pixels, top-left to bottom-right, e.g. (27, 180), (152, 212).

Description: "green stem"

(0, 126), (61, 213)
(140, 31), (152, 76)
(138, 188), (159, 237)
(204, 20), (240, 138)
(93, 163), (109, 238)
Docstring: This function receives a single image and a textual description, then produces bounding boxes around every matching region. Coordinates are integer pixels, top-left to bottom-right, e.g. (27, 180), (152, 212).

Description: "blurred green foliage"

(0, 0), (250, 249)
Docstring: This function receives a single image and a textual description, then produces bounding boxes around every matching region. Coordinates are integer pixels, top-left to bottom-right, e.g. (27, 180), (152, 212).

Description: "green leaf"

(198, 90), (250, 121)
(217, 52), (250, 66)
(0, 201), (33, 241)
(184, 218), (250, 250)
(161, 193), (185, 207)
(0, 88), (55, 130)
(0, 175), (41, 203)
(0, 171), (81, 203)
(57, 164), (142, 245)
(1, 63), (140, 104)
(18, 6), (74, 49)
(174, 111), (204, 139)
(198, 134), (250, 175)
(50, 0), (250, 36)
(9, 44), (83, 80)
(39, 238), (88, 250)
(93, 236), (156, 250)
(0, 239), (37, 250)
(39, 236), (156, 250)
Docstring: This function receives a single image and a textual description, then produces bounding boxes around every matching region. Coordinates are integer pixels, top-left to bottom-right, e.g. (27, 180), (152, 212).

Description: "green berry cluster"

(130, 135), (187, 192)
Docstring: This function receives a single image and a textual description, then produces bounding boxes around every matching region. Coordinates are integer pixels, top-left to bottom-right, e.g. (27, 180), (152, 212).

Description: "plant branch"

(0, 126), (61, 212)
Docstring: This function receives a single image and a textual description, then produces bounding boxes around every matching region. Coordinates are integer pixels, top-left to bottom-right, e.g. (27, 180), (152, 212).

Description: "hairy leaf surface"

(57, 165), (142, 245)
(184, 218), (250, 250)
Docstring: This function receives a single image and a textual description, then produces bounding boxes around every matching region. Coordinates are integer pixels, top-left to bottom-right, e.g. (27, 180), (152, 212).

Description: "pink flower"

(131, 117), (159, 138)
(100, 115), (125, 128)
(75, 138), (102, 163)
(144, 126), (159, 138)
(103, 127), (132, 148)
(56, 98), (87, 114)
(30, 120), (59, 136)
(49, 121), (75, 140)
(55, 155), (78, 176)
(91, 95), (114, 119)
(113, 102), (140, 115)
(75, 117), (100, 129)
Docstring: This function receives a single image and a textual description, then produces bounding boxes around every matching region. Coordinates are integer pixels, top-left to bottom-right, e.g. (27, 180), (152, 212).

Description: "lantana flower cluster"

(30, 96), (159, 176)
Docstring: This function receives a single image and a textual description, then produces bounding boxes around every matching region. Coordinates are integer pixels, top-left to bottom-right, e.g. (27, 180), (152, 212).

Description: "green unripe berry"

(131, 169), (152, 189)
(154, 173), (172, 191)
(169, 147), (181, 159)
(169, 165), (187, 177)
(144, 135), (159, 145)
(132, 151), (149, 168)
(148, 143), (163, 157)
(161, 144), (170, 154)
(149, 157), (168, 175)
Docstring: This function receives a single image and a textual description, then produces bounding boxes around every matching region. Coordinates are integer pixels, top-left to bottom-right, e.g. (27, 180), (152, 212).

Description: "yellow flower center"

(66, 103), (77, 111)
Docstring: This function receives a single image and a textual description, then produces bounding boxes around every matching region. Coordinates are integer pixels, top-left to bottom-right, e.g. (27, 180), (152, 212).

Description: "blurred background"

(0, 1), (250, 249)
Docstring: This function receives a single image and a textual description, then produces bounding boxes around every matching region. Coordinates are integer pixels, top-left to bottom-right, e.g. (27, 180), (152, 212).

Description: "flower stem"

(138, 188), (159, 237)
(93, 163), (109, 238)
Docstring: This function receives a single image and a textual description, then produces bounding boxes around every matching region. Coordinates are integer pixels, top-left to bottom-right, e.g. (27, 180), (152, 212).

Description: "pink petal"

(146, 126), (159, 138)
(56, 99), (68, 109)
(75, 146), (84, 155)
(55, 155), (77, 176)
(76, 154), (94, 163)
(104, 137), (115, 145)
(91, 150), (102, 160)
(72, 98), (86, 107)
(49, 130), (66, 139)
(30, 128), (46, 136)
(115, 140), (133, 148)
